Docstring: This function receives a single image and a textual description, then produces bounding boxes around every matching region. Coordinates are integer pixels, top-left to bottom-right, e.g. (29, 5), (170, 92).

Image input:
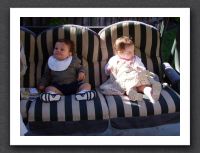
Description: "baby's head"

(53, 39), (75, 60)
(114, 36), (135, 60)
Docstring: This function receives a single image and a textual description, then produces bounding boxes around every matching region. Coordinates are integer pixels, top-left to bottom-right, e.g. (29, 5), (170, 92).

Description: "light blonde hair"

(113, 36), (134, 54)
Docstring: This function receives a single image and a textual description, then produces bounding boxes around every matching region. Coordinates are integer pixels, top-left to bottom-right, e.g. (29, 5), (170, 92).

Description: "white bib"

(48, 56), (72, 71)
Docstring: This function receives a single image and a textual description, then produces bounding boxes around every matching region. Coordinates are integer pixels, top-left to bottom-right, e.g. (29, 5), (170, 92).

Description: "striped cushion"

(20, 27), (36, 87)
(26, 90), (109, 122)
(36, 25), (101, 88)
(98, 21), (162, 82)
(105, 85), (180, 128)
(20, 99), (32, 122)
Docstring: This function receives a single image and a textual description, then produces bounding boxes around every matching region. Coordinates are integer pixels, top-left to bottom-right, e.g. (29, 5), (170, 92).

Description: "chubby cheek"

(54, 52), (60, 56)
(53, 53), (63, 60)
(54, 50), (60, 55)
(54, 50), (63, 55)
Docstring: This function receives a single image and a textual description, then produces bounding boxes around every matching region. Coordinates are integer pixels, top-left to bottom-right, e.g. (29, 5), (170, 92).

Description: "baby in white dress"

(100, 36), (161, 103)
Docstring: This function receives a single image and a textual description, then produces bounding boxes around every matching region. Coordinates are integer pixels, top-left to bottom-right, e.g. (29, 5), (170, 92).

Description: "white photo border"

(10, 8), (190, 146)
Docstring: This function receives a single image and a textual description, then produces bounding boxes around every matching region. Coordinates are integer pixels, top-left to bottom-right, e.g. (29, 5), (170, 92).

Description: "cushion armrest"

(162, 62), (180, 93)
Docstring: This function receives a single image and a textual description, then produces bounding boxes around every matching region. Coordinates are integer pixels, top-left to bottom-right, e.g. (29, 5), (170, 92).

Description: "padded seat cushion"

(104, 85), (179, 128)
(21, 90), (109, 122)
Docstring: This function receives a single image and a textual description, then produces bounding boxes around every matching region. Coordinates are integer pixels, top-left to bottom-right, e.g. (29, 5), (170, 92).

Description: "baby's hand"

(77, 72), (85, 81)
(106, 66), (114, 74)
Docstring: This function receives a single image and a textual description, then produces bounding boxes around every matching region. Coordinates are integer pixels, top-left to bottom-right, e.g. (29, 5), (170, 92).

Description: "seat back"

(98, 21), (162, 82)
(20, 27), (36, 87)
(36, 25), (101, 88)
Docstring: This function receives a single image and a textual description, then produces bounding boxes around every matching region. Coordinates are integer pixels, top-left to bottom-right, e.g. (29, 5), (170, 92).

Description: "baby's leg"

(150, 79), (162, 102)
(136, 71), (161, 103)
(142, 86), (155, 103)
(140, 85), (160, 103)
(100, 81), (125, 96)
(137, 70), (151, 86)
(127, 88), (143, 101)
(77, 82), (91, 91)
(45, 86), (63, 95)
(137, 85), (155, 103)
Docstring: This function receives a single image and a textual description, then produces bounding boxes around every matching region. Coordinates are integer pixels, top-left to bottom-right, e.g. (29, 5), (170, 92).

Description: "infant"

(38, 39), (96, 102)
(100, 36), (161, 103)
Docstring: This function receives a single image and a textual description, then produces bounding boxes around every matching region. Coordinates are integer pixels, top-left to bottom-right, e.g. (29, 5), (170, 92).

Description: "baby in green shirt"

(38, 39), (96, 102)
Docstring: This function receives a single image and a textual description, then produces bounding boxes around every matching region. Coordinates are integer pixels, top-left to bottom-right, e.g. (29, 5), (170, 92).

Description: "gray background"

(1, 0), (199, 152)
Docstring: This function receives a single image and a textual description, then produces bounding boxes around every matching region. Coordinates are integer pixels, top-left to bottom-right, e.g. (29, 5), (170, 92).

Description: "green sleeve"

(38, 64), (51, 87)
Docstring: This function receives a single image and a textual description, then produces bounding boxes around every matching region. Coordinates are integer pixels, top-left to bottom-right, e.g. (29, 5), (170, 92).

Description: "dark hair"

(113, 36), (134, 54)
(56, 39), (75, 55)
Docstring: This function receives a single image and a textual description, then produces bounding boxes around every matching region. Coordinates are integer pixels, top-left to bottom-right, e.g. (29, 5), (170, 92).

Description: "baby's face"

(118, 45), (135, 60)
(53, 42), (72, 60)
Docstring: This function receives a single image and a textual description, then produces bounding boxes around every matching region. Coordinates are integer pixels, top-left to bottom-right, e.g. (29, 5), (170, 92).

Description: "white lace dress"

(100, 55), (159, 98)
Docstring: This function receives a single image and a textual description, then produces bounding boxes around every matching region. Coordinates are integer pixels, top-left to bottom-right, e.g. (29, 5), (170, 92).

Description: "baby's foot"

(40, 93), (61, 103)
(75, 90), (96, 101)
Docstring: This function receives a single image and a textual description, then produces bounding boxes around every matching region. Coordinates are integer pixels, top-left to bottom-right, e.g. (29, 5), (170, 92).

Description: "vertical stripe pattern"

(104, 85), (180, 119)
(98, 21), (162, 78)
(27, 92), (109, 122)
(22, 25), (109, 122)
(21, 23), (180, 125)
(36, 25), (101, 87)
(20, 28), (36, 87)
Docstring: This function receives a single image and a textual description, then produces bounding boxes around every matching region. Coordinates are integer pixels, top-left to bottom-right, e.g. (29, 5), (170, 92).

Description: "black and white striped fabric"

(20, 22), (180, 131)
(20, 27), (37, 88)
(20, 25), (110, 127)
(21, 99), (31, 122)
(98, 21), (162, 83)
(98, 21), (180, 128)
(27, 90), (109, 122)
(105, 85), (179, 119)
(105, 85), (180, 129)
(36, 24), (101, 88)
